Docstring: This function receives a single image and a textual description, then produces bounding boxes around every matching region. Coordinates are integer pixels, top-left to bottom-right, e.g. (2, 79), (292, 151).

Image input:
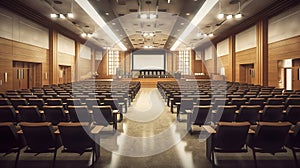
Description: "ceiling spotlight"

(226, 14), (233, 20)
(168, 0), (171, 3)
(105, 12), (109, 16)
(140, 13), (148, 19)
(149, 13), (157, 19)
(67, 13), (74, 18)
(50, 13), (58, 18)
(186, 13), (190, 16)
(59, 14), (66, 19)
(217, 13), (224, 20)
(81, 33), (87, 37)
(208, 33), (214, 37)
(235, 13), (242, 19)
(149, 32), (155, 37)
(87, 33), (93, 38)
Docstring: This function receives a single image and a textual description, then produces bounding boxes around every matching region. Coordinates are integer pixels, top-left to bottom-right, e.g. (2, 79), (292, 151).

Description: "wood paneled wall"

(235, 48), (256, 83)
(78, 58), (92, 80)
(57, 52), (75, 82)
(268, 35), (300, 88)
(0, 37), (49, 92)
(217, 55), (229, 79)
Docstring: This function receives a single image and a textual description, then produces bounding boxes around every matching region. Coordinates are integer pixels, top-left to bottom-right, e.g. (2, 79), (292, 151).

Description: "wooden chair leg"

(292, 149), (298, 168)
(252, 150), (258, 168)
(14, 149), (21, 168)
(52, 149), (57, 168)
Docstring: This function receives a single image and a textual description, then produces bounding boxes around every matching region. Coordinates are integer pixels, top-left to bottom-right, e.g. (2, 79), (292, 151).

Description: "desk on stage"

(138, 69), (170, 78)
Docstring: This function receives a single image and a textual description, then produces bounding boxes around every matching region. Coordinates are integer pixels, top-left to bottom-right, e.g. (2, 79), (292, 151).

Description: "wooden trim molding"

(49, 29), (58, 84)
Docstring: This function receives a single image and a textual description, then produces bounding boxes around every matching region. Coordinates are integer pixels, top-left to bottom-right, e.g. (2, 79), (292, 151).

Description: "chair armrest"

(17, 130), (23, 134)
(185, 110), (192, 114)
(91, 125), (104, 134)
(203, 125), (216, 134)
(112, 110), (119, 114)
(175, 102), (181, 105)
(54, 130), (60, 134)
(248, 129), (255, 134)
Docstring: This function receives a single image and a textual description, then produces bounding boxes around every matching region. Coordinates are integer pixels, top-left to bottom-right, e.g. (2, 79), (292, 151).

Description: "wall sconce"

(4, 72), (7, 83)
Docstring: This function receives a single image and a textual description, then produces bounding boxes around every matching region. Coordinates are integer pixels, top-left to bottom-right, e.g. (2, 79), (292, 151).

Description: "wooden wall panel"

(235, 48), (256, 82)
(78, 58), (92, 80)
(0, 37), (49, 92)
(218, 55), (230, 80)
(204, 59), (214, 75)
(57, 52), (75, 82)
(97, 52), (108, 78)
(268, 35), (300, 88)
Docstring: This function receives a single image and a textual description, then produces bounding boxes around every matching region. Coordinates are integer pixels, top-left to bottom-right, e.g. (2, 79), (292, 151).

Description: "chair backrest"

(68, 106), (91, 122)
(66, 98), (82, 106)
(286, 105), (300, 125)
(191, 105), (212, 125)
(46, 98), (63, 106)
(197, 98), (212, 106)
(214, 122), (250, 151)
(20, 122), (59, 153)
(10, 98), (28, 110)
(28, 98), (45, 110)
(216, 105), (237, 122)
(85, 98), (100, 110)
(287, 122), (300, 148)
(58, 122), (93, 153)
(261, 105), (284, 122)
(231, 98), (247, 109)
(0, 98), (11, 106)
(266, 98), (283, 105)
(249, 98), (265, 109)
(43, 106), (66, 125)
(92, 105), (113, 126)
(0, 105), (17, 122)
(253, 122), (291, 151)
(179, 98), (194, 112)
(103, 98), (119, 110)
(236, 105), (260, 124)
(18, 105), (42, 122)
(0, 122), (20, 152)
(285, 98), (300, 109)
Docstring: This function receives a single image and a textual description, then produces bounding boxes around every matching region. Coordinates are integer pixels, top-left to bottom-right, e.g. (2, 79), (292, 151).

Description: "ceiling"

(16, 0), (276, 51)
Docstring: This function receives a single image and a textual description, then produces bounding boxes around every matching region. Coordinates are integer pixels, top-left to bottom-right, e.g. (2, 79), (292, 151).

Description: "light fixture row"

(144, 45), (154, 49)
(50, 13), (74, 19)
(217, 13), (242, 20)
(139, 13), (158, 19)
(142, 32), (155, 37)
(81, 33), (93, 38)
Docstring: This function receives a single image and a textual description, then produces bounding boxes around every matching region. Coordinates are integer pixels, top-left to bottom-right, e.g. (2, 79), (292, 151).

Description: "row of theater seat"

(0, 81), (141, 167)
(158, 81), (300, 167)
(0, 121), (102, 168)
(204, 121), (300, 168)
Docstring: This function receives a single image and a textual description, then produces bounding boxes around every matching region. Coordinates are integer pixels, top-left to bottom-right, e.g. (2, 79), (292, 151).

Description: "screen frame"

(131, 52), (166, 71)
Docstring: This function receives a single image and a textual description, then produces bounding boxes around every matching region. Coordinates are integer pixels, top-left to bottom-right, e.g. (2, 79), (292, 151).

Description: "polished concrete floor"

(0, 88), (297, 168)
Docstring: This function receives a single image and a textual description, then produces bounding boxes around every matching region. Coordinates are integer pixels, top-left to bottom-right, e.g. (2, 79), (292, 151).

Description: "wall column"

(256, 19), (268, 86)
(49, 29), (58, 84)
(75, 41), (80, 81)
(91, 48), (96, 73)
(228, 35), (236, 82)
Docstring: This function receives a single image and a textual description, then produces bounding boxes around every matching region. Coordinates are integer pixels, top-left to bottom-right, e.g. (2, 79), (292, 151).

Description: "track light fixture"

(81, 32), (93, 38)
(217, 1), (243, 20)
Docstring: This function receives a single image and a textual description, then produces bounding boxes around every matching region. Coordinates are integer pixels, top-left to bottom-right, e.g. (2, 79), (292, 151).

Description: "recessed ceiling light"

(105, 12), (109, 16)
(235, 13), (242, 19)
(226, 14), (233, 20)
(180, 23), (185, 25)
(186, 13), (190, 16)
(217, 13), (224, 20)
(112, 22), (116, 25)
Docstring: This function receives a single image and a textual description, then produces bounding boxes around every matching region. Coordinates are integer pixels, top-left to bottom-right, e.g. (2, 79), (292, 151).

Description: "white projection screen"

(132, 54), (165, 70)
